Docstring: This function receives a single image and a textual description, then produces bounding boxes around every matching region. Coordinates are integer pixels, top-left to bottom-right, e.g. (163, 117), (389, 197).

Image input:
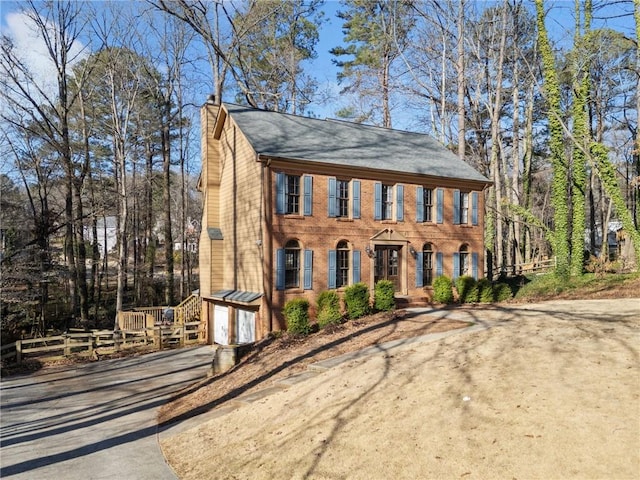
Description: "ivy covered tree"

(535, 0), (571, 277)
(568, 0), (591, 276)
(536, 0), (639, 274)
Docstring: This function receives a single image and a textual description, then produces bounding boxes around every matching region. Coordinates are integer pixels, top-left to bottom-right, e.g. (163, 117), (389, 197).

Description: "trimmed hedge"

(344, 282), (370, 319)
(283, 298), (311, 335)
(316, 290), (343, 328)
(374, 280), (395, 312)
(433, 275), (454, 304)
(477, 278), (494, 303)
(493, 282), (513, 302)
(456, 275), (479, 303)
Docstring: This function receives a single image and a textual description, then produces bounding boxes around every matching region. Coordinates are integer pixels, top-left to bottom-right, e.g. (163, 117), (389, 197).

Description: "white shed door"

(236, 309), (255, 344)
(213, 305), (229, 345)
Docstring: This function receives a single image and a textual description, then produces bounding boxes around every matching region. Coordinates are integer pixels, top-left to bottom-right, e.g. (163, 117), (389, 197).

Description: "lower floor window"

(285, 240), (300, 288)
(459, 245), (469, 277)
(337, 241), (349, 288)
(423, 243), (433, 286)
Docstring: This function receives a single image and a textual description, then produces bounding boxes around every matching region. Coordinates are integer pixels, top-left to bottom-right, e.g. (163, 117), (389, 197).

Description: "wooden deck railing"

(131, 307), (166, 325)
(130, 293), (200, 326)
(117, 311), (155, 331)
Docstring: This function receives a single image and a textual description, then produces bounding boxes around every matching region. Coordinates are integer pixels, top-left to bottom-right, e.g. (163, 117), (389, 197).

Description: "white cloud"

(3, 10), (88, 98)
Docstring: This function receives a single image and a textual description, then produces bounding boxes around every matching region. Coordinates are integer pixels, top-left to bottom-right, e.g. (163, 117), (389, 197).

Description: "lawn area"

(511, 271), (640, 301)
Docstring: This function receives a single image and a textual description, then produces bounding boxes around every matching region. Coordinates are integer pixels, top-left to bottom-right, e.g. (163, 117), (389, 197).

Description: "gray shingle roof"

(223, 103), (489, 183)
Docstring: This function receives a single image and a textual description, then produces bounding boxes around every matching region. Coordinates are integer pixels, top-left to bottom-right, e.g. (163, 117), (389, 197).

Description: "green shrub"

(374, 280), (396, 312)
(455, 275), (478, 303)
(493, 282), (513, 302)
(316, 290), (343, 328)
(477, 278), (494, 303)
(432, 276), (454, 304)
(343, 282), (370, 319)
(283, 298), (311, 335)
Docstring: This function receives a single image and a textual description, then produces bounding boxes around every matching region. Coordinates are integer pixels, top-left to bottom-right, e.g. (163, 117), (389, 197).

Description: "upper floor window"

(375, 182), (404, 221)
(454, 190), (478, 226)
(328, 178), (360, 219)
(382, 184), (393, 220)
(276, 173), (313, 216)
(459, 192), (469, 224)
(417, 187), (443, 223)
(337, 180), (349, 218)
(423, 188), (433, 222)
(286, 176), (300, 214)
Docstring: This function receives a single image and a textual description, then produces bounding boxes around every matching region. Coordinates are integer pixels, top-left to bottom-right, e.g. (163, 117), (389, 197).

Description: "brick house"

(198, 100), (490, 346)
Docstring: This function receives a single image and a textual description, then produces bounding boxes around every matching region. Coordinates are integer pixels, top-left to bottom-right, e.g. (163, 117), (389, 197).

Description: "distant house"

(198, 101), (490, 346)
(90, 216), (117, 257)
(174, 217), (200, 253)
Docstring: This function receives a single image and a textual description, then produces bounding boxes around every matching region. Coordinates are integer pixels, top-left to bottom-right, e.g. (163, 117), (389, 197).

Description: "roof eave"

(257, 154), (490, 188)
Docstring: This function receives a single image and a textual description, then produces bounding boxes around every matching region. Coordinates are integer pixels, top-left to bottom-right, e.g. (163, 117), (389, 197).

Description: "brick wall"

(269, 165), (486, 327)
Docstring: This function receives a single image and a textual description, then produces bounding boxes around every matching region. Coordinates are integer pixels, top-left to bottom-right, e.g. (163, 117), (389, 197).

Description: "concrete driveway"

(0, 345), (213, 480)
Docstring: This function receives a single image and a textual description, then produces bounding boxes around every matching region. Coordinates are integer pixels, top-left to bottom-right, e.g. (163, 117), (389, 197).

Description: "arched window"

(459, 244), (470, 277)
(336, 240), (350, 287)
(422, 243), (433, 286)
(285, 240), (300, 288)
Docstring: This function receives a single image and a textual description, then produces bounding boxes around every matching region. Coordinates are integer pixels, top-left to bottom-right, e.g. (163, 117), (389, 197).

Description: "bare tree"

(0, 0), (92, 325)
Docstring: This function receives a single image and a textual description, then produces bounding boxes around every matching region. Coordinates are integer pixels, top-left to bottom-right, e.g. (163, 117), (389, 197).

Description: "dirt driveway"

(161, 299), (640, 480)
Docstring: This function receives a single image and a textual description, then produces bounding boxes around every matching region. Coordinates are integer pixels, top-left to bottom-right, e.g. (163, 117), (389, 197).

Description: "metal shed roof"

(210, 289), (263, 304)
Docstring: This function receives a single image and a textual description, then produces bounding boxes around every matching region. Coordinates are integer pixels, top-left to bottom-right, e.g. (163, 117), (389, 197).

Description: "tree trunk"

(382, 52), (392, 128)
(144, 141), (156, 302)
(457, 0), (466, 160)
(510, 58), (523, 272)
(522, 78), (535, 263)
(162, 101), (174, 305)
(73, 180), (89, 324)
(488, 2), (508, 275)
(75, 89), (93, 324)
(64, 177), (77, 330)
(115, 138), (128, 318)
(634, 0), (640, 228)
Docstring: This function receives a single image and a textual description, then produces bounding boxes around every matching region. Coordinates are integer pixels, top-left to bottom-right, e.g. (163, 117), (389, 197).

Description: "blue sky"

(0, 0), (635, 178)
(0, 0), (636, 125)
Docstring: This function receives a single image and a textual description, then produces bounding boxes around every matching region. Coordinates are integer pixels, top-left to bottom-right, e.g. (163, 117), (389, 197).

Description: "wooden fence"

(509, 257), (556, 276)
(488, 257), (557, 279)
(0, 322), (206, 366)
